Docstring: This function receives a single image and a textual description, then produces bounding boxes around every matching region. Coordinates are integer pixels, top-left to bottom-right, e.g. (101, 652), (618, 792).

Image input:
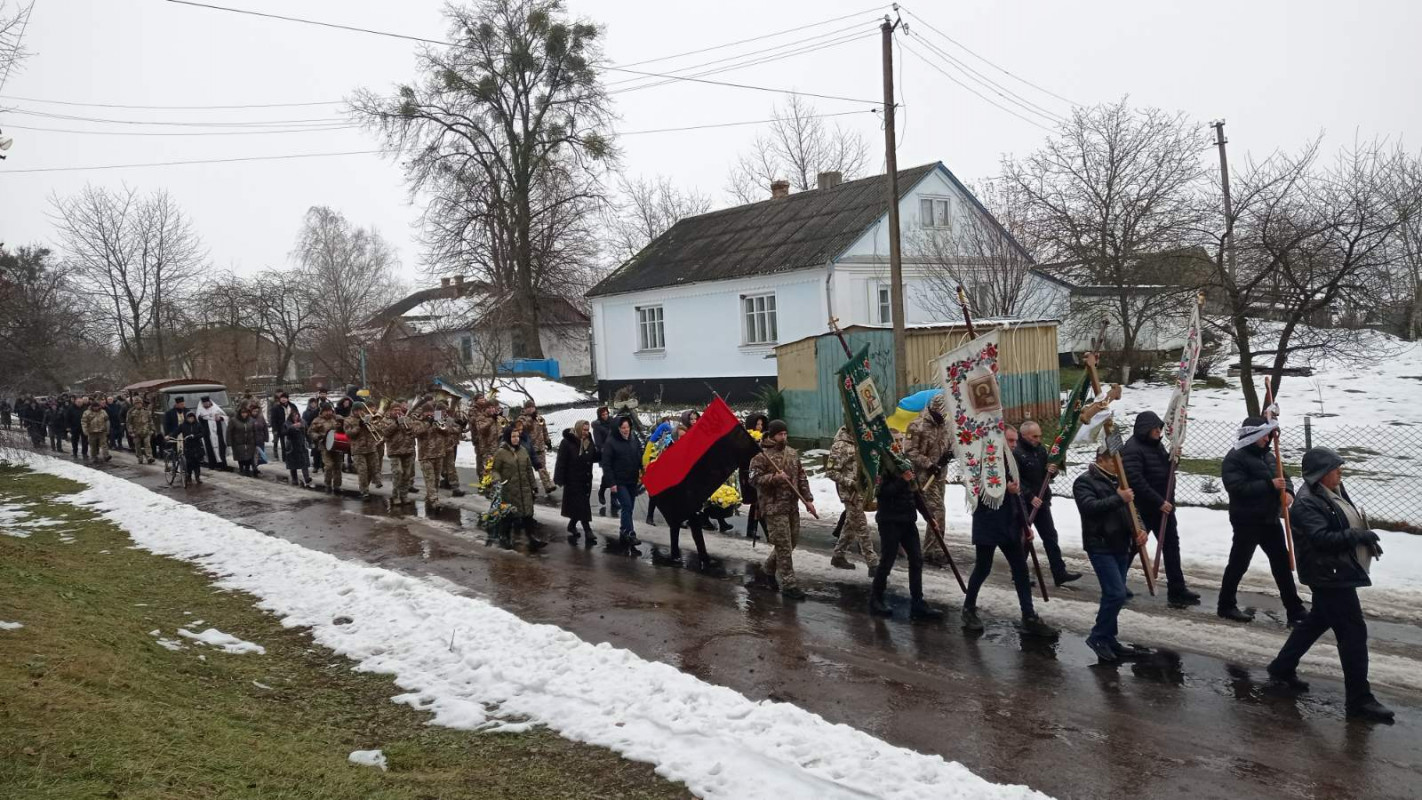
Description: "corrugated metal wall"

(777, 322), (1060, 441)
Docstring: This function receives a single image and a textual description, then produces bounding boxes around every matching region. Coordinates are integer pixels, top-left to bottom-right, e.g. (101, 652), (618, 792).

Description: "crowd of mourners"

(0, 381), (1396, 724)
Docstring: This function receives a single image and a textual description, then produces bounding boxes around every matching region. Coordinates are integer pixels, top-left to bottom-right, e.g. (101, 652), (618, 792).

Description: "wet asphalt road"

(38, 451), (1422, 800)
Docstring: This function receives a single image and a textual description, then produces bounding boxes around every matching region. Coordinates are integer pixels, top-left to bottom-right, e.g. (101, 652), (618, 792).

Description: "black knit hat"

(766, 419), (789, 438)
(1302, 447), (1344, 485)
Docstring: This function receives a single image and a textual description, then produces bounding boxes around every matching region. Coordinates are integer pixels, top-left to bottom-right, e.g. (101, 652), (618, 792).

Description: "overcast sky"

(2, 0), (1419, 286)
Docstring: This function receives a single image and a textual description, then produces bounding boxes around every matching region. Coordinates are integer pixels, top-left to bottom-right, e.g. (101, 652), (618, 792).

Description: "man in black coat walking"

(163, 397), (186, 438)
(1075, 443), (1151, 663)
(1121, 410), (1200, 605)
(269, 392), (293, 461)
(1015, 420), (1081, 586)
(1267, 448), (1392, 723)
(869, 453), (942, 620)
(1218, 416), (1307, 625)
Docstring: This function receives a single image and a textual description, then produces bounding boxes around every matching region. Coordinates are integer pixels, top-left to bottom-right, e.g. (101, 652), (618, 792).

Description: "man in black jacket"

(65, 396), (87, 458)
(869, 451), (942, 621)
(1219, 416), (1307, 625)
(1015, 421), (1081, 586)
(1266, 448), (1391, 723)
(162, 396), (186, 438)
(1075, 444), (1150, 663)
(268, 392), (292, 461)
(1121, 410), (1200, 605)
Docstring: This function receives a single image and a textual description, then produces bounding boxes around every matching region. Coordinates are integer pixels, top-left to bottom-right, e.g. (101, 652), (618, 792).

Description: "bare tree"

(910, 178), (1057, 320)
(0, 1), (34, 96)
(352, 0), (614, 359)
(603, 174), (712, 265)
(246, 269), (317, 382)
(725, 95), (870, 204)
(1382, 150), (1422, 341)
(49, 185), (206, 376)
(1004, 100), (1208, 381)
(294, 206), (401, 383)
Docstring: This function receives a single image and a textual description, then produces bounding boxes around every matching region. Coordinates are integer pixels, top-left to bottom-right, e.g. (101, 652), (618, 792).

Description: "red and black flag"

(643, 397), (759, 524)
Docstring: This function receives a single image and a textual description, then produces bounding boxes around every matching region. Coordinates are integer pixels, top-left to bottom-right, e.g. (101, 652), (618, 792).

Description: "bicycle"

(164, 437), (187, 488)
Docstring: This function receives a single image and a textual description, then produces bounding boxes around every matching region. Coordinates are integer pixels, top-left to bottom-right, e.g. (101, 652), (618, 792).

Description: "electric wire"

(900, 41), (1055, 133)
(0, 149), (383, 174)
(906, 31), (1063, 123)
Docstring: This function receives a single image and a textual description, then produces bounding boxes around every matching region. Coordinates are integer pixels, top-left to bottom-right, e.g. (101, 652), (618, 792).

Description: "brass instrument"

(360, 398), (391, 445)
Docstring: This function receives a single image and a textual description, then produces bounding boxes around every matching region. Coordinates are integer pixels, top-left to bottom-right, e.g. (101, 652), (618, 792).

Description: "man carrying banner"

(749, 420), (816, 601)
(825, 425), (879, 572)
(1123, 411), (1201, 605)
(1015, 420), (1081, 586)
(871, 445), (944, 620)
(905, 395), (953, 567)
(1219, 415), (1307, 625)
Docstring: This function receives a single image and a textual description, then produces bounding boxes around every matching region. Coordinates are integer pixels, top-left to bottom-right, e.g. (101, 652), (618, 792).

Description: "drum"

(325, 430), (351, 454)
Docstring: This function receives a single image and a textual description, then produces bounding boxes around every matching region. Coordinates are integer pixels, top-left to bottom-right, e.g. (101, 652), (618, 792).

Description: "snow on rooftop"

(470, 377), (594, 409)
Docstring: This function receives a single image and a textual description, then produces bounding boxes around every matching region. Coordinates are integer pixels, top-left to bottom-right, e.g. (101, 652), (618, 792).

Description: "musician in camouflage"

(906, 394), (953, 567)
(408, 404), (448, 508)
(343, 403), (383, 499)
(380, 404), (416, 505)
(749, 420), (816, 600)
(306, 403), (343, 493)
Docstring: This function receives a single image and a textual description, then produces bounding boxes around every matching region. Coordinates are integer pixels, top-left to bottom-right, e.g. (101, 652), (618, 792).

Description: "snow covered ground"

(14, 451), (1049, 800)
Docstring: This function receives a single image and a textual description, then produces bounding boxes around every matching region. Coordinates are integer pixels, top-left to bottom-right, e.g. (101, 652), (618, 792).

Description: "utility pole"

(881, 13), (907, 400)
(1211, 120), (1235, 281)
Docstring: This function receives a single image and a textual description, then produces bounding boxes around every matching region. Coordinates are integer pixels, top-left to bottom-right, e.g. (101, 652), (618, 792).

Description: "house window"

(742, 293), (778, 345)
(459, 335), (473, 365)
(873, 284), (892, 324)
(636, 305), (665, 351)
(919, 197), (952, 229)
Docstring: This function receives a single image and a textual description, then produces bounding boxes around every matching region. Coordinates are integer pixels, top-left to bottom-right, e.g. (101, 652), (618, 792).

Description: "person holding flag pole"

(1150, 293), (1206, 582)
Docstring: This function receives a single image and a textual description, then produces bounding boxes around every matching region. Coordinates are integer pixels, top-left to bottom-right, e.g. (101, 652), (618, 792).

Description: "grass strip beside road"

(0, 464), (692, 800)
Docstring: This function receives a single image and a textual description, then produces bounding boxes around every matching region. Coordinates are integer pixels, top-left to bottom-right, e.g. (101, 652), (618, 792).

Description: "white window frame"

(635, 305), (665, 352)
(741, 292), (778, 346)
(919, 196), (953, 229)
(873, 283), (892, 325)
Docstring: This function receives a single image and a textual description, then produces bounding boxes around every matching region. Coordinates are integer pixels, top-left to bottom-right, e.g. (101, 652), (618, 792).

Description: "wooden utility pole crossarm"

(881, 14), (907, 402)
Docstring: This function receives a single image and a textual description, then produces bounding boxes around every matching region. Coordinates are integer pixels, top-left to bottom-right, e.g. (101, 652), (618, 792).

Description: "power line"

(618, 109), (875, 136)
(898, 5), (1079, 107)
(0, 93), (348, 110)
(900, 41), (1054, 133)
(906, 32), (1063, 124)
(1, 122), (359, 136)
(608, 30), (879, 98)
(615, 4), (886, 69)
(0, 149), (383, 174)
(163, 0), (883, 105)
(5, 107), (347, 127)
(604, 20), (876, 88)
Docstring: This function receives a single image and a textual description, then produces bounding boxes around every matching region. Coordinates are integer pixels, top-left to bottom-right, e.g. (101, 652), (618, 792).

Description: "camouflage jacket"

(342, 414), (379, 455)
(126, 405), (154, 436)
(307, 415), (342, 453)
(750, 441), (811, 517)
(824, 427), (864, 505)
(473, 411), (502, 455)
(380, 416), (416, 457)
(521, 411), (551, 453)
(905, 411), (951, 478)
(407, 417), (448, 462)
(82, 407), (110, 436)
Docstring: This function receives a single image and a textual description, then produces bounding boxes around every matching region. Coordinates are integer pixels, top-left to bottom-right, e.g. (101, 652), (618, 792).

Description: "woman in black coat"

(282, 406), (313, 487)
(738, 413), (769, 539)
(554, 420), (599, 545)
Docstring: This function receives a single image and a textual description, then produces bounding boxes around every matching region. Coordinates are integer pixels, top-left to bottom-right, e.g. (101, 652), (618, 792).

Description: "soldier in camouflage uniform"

(749, 419), (816, 600)
(343, 403), (383, 499)
(126, 396), (156, 464)
(825, 425), (879, 572)
(408, 404), (448, 508)
(906, 394), (953, 567)
(520, 399), (556, 495)
(380, 404), (416, 506)
(307, 403), (344, 493)
(474, 398), (503, 482)
(82, 396), (112, 463)
(440, 400), (468, 497)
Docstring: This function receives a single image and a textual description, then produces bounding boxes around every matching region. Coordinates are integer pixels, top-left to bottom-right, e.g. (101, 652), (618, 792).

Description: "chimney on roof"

(453, 274), (464, 287)
(770, 179), (790, 200)
(816, 171), (843, 190)
(440, 277), (451, 288)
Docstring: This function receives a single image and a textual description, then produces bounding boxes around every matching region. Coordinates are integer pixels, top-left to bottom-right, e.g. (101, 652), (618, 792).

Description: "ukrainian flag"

(886, 388), (943, 432)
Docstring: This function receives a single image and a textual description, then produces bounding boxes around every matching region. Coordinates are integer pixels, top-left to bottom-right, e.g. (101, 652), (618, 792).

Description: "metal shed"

(775, 320), (1061, 441)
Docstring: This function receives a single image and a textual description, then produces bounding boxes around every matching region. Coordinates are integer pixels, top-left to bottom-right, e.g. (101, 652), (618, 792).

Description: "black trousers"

(872, 519), (924, 602)
(1139, 506), (1187, 593)
(1219, 519), (1305, 616)
(1270, 586), (1374, 710)
(965, 539), (1035, 616)
(668, 517), (710, 560)
(1033, 502), (1070, 579)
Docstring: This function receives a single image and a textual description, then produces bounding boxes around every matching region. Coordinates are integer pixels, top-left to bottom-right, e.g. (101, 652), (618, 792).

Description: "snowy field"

(12, 451), (1049, 800)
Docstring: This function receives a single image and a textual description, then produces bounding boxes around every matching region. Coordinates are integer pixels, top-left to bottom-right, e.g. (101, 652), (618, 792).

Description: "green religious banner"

(1046, 370), (1092, 469)
(836, 344), (909, 491)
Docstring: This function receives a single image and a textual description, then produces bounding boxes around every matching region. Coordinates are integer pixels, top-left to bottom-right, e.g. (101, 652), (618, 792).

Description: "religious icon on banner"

(857, 377), (885, 421)
(967, 375), (1002, 415)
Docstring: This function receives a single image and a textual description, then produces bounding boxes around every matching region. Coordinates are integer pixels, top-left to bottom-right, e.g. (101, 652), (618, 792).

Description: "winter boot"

(497, 523), (514, 550)
(1218, 606), (1254, 623)
(1020, 613), (1058, 639)
(830, 555), (857, 570)
(909, 600), (944, 621)
(1053, 570), (1082, 586)
(1168, 586), (1202, 606)
(1286, 608), (1309, 628)
(439, 478), (452, 490)
(1111, 641), (1153, 660)
(452, 488), (466, 498)
(717, 519), (734, 533)
(1265, 667), (1310, 693)
(581, 522), (596, 547)
(869, 594), (893, 617)
(960, 607), (985, 632)
(1086, 638), (1118, 663)
(780, 586), (807, 601)
(1347, 699), (1395, 723)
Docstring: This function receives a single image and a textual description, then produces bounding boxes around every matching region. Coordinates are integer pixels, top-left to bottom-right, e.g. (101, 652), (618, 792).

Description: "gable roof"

(588, 163), (944, 298)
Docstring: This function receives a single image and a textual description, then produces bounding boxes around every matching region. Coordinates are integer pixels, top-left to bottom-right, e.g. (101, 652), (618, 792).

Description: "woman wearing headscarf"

(491, 424), (546, 551)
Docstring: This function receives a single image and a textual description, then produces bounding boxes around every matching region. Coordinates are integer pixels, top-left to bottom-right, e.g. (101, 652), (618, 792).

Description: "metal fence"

(1051, 418), (1422, 533)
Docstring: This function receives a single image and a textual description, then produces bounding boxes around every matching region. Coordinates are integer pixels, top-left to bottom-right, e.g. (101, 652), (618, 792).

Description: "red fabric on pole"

(642, 397), (739, 495)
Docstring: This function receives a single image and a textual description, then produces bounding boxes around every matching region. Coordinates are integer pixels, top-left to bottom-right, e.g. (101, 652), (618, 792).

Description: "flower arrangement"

(477, 457), (496, 494)
(748, 429), (763, 442)
(479, 480), (517, 530)
(708, 483), (741, 509)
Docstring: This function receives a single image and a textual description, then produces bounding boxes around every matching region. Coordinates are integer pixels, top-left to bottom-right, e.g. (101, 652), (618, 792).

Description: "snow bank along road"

(6, 449), (1422, 800)
(8, 452), (1046, 800)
